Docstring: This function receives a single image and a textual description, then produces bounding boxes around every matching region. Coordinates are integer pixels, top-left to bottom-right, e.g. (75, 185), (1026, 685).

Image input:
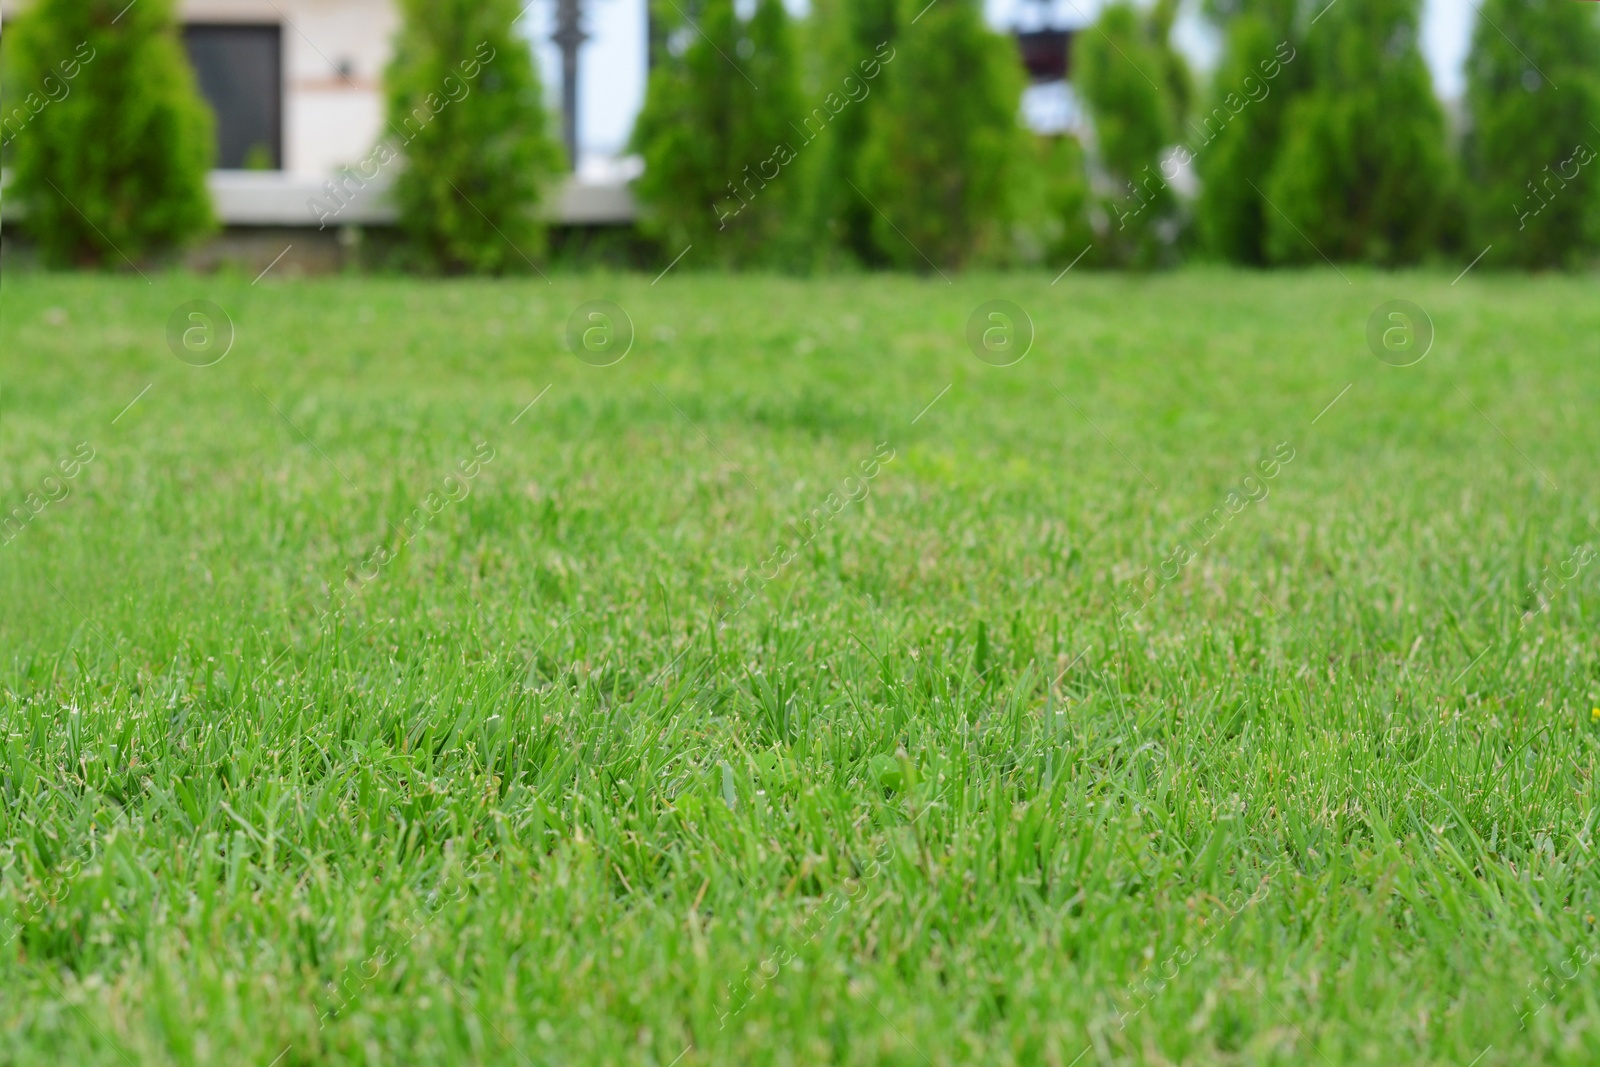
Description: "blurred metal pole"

(648, 0), (662, 71)
(552, 0), (589, 170)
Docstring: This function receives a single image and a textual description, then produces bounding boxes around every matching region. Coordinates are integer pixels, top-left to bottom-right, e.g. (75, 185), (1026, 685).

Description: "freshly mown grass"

(1, 268), (1598, 1065)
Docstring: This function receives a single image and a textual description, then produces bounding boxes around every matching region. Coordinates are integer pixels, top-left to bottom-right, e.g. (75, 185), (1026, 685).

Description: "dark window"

(1016, 29), (1074, 83)
(183, 24), (282, 170)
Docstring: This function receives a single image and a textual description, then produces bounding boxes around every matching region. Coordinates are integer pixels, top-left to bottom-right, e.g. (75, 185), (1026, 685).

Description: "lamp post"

(552, 0), (589, 170)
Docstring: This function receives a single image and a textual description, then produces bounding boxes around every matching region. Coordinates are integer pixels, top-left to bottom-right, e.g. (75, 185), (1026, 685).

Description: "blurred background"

(0, 0), (1596, 273)
(519, 0), (1479, 165)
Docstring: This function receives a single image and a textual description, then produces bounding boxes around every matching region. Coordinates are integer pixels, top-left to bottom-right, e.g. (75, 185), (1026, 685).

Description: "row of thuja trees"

(633, 0), (1025, 271)
(640, 0), (1600, 270)
(3, 0), (1598, 271)
(1, 0), (557, 271)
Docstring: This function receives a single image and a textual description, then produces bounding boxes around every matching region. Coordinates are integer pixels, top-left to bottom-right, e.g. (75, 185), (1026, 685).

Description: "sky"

(523, 0), (1478, 162)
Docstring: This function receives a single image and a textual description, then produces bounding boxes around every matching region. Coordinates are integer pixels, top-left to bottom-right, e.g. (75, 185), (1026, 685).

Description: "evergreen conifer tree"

(3, 0), (213, 268)
(1192, 0), (1305, 264)
(1262, 0), (1450, 265)
(385, 0), (562, 274)
(1073, 0), (1188, 267)
(1463, 0), (1600, 268)
(807, 0), (898, 265)
(856, 0), (1024, 271)
(1032, 134), (1099, 268)
(631, 0), (806, 267)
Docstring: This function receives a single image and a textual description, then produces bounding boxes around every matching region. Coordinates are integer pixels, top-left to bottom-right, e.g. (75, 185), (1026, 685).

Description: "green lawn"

(2, 268), (1599, 1066)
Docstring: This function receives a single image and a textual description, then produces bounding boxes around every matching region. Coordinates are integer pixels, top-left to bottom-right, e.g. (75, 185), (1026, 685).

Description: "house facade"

(0, 0), (1088, 235)
(0, 0), (633, 229)
(179, 0), (396, 179)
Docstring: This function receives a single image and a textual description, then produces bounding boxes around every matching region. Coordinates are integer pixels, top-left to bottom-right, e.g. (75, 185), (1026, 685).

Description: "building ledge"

(223, 169), (637, 226)
(1, 168), (637, 227)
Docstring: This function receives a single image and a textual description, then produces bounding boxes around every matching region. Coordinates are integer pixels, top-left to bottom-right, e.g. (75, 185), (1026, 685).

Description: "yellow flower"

(1592, 707), (1600, 723)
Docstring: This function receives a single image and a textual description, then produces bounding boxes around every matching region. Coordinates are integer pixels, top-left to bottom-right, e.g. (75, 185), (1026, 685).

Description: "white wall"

(183, 0), (397, 177)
